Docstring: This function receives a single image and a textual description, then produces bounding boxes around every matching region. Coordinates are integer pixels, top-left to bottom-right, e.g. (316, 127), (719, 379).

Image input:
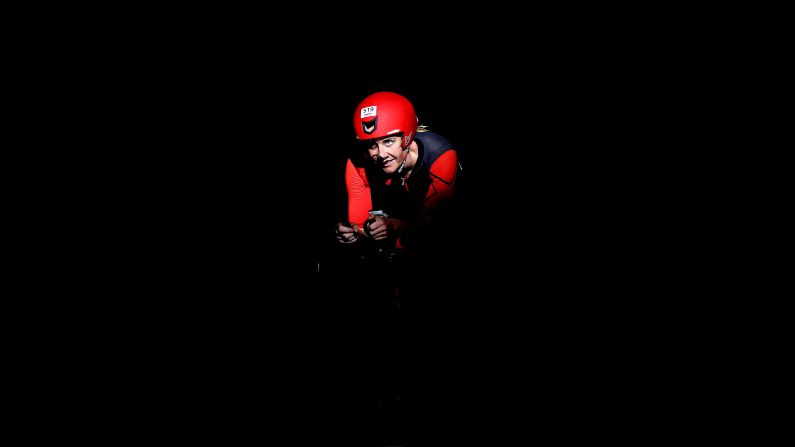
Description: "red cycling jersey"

(345, 149), (458, 228)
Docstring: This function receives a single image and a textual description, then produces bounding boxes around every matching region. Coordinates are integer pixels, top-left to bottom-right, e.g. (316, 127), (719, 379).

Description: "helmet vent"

(361, 117), (377, 135)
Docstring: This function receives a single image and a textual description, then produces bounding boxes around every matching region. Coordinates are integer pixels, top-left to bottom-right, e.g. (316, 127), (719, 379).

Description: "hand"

(336, 222), (360, 244)
(365, 216), (390, 241)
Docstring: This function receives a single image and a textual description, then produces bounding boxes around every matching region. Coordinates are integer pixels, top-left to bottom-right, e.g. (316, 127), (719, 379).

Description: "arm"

(336, 159), (372, 243)
(423, 149), (458, 212)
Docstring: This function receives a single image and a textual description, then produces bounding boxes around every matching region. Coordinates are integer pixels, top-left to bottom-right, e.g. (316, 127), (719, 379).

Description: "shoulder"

(416, 132), (453, 153)
(416, 132), (454, 165)
(345, 158), (369, 182)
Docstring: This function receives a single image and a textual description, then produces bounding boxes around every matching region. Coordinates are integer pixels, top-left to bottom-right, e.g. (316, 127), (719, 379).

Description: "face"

(366, 135), (405, 174)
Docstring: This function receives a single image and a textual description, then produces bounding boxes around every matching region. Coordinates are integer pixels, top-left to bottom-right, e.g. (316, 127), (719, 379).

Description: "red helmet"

(353, 91), (418, 150)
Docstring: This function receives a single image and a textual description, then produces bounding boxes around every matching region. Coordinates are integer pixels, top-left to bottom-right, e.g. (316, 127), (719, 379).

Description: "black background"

(66, 36), (702, 443)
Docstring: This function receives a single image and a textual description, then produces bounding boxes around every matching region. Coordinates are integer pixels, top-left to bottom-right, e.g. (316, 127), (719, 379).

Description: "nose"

(373, 142), (389, 159)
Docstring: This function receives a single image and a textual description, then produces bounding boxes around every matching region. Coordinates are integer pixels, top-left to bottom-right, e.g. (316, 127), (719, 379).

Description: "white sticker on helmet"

(360, 106), (377, 118)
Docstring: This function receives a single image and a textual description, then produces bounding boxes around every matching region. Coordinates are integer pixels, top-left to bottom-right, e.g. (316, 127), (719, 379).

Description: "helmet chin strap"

(396, 146), (410, 174)
(396, 131), (414, 174)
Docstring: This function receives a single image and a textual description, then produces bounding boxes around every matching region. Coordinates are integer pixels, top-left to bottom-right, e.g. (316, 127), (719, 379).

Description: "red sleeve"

(345, 158), (372, 227)
(424, 150), (458, 210)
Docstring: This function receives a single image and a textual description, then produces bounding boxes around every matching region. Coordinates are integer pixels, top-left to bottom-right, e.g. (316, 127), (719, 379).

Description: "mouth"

(381, 159), (394, 168)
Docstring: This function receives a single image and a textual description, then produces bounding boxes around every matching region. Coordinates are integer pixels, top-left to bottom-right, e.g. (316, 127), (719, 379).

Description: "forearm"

(384, 215), (432, 238)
